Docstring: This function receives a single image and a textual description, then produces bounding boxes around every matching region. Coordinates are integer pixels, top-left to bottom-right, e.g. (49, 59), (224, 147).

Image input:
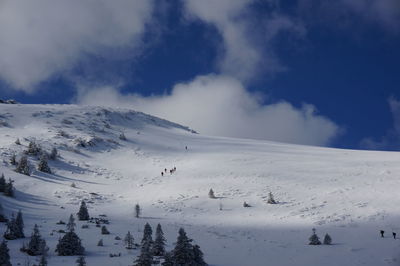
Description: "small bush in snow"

(243, 202), (251, 207)
(0, 174), (5, 192)
(208, 189), (216, 199)
(101, 225), (110, 235)
(119, 133), (127, 141)
(49, 147), (58, 160)
(37, 155), (51, 174)
(323, 233), (332, 245)
(15, 138), (21, 145)
(97, 239), (103, 246)
(76, 256), (86, 266)
(9, 154), (17, 166)
(309, 228), (321, 245)
(267, 192), (277, 204)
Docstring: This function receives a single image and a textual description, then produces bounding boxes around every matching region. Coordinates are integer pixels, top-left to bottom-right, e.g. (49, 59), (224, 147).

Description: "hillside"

(0, 104), (399, 265)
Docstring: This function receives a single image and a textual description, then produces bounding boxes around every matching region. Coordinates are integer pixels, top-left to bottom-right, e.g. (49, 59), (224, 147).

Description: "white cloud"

(183, 0), (305, 82)
(361, 97), (400, 150)
(77, 75), (340, 146)
(0, 0), (154, 91)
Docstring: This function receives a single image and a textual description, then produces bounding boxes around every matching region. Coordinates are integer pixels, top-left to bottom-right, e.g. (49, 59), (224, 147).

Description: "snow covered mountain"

(0, 104), (399, 265)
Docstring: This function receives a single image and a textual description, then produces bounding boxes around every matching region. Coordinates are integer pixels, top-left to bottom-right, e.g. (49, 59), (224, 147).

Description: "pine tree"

(208, 189), (215, 199)
(49, 147), (58, 160)
(26, 141), (41, 155)
(67, 214), (76, 232)
(267, 192), (277, 204)
(162, 252), (174, 266)
(9, 154), (17, 165)
(38, 254), (48, 266)
(26, 224), (48, 256)
(97, 239), (103, 246)
(76, 256), (86, 266)
(4, 178), (14, 197)
(101, 225), (110, 235)
(152, 224), (166, 256)
(77, 201), (90, 221)
(15, 155), (30, 176)
(55, 231), (85, 256)
(4, 214), (23, 240)
(323, 233), (332, 245)
(37, 155), (51, 173)
(16, 210), (25, 238)
(124, 231), (134, 249)
(171, 228), (195, 265)
(193, 244), (207, 266)
(141, 223), (153, 245)
(309, 228), (321, 245)
(0, 203), (7, 222)
(135, 203), (141, 218)
(134, 240), (153, 266)
(0, 173), (6, 192)
(0, 240), (11, 266)
(15, 138), (21, 145)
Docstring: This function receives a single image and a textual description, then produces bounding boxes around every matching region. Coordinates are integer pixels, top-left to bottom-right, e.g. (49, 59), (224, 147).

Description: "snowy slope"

(0, 104), (400, 266)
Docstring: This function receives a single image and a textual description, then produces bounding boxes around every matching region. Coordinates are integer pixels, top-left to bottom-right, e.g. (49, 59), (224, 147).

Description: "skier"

(380, 230), (385, 238)
(161, 172), (164, 177)
(393, 232), (396, 239)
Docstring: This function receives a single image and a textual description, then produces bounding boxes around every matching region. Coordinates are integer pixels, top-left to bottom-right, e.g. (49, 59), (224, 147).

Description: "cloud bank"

(77, 75), (340, 146)
(183, 0), (305, 82)
(361, 97), (400, 150)
(0, 0), (154, 91)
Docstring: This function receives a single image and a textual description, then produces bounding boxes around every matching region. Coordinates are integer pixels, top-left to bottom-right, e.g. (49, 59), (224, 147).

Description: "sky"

(0, 0), (399, 150)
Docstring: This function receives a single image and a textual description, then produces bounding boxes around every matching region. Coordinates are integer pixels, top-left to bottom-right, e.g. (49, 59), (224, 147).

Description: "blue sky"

(0, 0), (399, 149)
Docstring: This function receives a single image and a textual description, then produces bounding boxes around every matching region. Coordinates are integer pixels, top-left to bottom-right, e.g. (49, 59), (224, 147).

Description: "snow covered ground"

(0, 104), (400, 265)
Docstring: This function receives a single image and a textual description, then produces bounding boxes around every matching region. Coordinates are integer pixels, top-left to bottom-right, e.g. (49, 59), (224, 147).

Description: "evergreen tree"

(0, 203), (7, 222)
(97, 239), (103, 246)
(38, 254), (48, 266)
(55, 231), (85, 256)
(141, 223), (153, 245)
(124, 231), (134, 249)
(0, 240), (11, 266)
(9, 154), (17, 166)
(26, 224), (48, 256)
(16, 210), (25, 238)
(77, 201), (89, 221)
(37, 155), (51, 173)
(267, 192), (277, 204)
(193, 244), (207, 266)
(67, 214), (76, 232)
(309, 228), (321, 245)
(4, 214), (23, 240)
(152, 224), (166, 256)
(4, 178), (14, 197)
(101, 225), (110, 235)
(26, 141), (41, 155)
(135, 203), (141, 218)
(0, 173), (6, 192)
(15, 138), (21, 145)
(323, 233), (332, 245)
(119, 133), (127, 141)
(162, 252), (174, 266)
(76, 256), (86, 266)
(49, 147), (58, 160)
(15, 155), (30, 176)
(171, 228), (195, 265)
(134, 233), (153, 266)
(208, 189), (215, 199)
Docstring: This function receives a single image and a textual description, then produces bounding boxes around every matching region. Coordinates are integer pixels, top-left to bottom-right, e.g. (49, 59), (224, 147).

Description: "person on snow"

(393, 232), (396, 239)
(380, 230), (385, 238)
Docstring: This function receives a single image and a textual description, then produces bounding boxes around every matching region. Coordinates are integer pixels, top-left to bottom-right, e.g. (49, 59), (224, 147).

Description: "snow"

(1, 103), (400, 265)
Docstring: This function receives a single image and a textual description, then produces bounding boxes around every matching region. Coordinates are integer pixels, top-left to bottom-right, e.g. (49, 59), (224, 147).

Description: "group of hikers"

(380, 230), (397, 239)
(161, 166), (177, 176)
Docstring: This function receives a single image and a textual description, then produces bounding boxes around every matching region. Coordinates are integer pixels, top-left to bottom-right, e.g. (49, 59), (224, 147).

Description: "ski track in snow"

(0, 104), (400, 265)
